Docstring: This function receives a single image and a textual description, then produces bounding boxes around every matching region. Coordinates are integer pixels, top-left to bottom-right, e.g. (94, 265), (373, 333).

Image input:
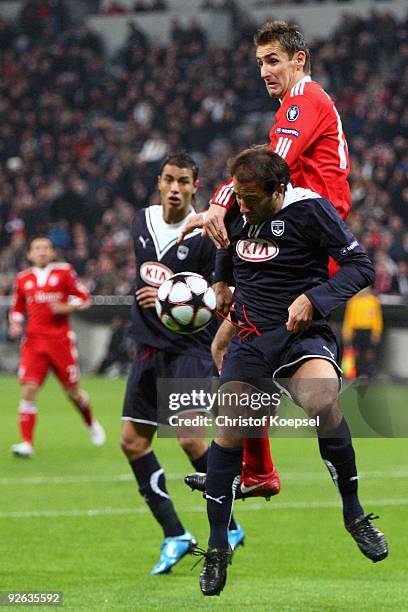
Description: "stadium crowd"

(101, 0), (373, 14)
(0, 3), (407, 299)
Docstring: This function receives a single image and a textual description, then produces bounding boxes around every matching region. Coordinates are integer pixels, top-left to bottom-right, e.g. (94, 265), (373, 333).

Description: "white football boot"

(11, 441), (34, 458)
(88, 421), (106, 446)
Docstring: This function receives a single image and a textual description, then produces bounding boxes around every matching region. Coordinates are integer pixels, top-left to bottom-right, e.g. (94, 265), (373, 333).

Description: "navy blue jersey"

(132, 205), (216, 353)
(214, 185), (374, 332)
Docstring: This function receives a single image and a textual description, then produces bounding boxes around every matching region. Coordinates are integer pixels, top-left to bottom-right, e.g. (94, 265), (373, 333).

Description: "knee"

(22, 390), (37, 403)
(65, 387), (79, 402)
(120, 431), (150, 460)
(300, 392), (339, 421)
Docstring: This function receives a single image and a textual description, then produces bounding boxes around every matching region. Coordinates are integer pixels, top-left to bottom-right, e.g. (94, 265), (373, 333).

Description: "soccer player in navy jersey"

(179, 20), (353, 501)
(119, 153), (244, 575)
(195, 148), (388, 596)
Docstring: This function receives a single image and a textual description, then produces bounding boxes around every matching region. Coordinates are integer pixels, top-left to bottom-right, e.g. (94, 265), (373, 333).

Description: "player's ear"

(294, 50), (306, 69)
(192, 178), (199, 194)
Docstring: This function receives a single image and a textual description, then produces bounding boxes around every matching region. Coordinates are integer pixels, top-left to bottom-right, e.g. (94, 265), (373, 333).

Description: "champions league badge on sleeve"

(286, 105), (300, 122)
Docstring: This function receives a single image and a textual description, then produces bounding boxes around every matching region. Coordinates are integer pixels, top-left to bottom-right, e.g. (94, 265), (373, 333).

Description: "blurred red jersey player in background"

(9, 236), (106, 457)
(179, 21), (351, 499)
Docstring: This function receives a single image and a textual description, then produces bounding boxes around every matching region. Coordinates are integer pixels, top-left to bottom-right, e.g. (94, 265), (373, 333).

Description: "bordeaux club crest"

(271, 220), (285, 237)
(177, 245), (189, 260)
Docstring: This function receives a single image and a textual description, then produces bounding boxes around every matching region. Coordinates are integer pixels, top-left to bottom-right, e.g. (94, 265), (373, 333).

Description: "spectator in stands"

(104, 1), (127, 15)
(391, 261), (408, 297)
(124, 20), (149, 53)
(151, 0), (167, 11)
(133, 1), (147, 11)
(0, 6), (407, 301)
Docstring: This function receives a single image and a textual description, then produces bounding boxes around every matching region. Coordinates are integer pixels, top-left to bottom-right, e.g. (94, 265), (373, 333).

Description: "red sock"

(242, 431), (274, 481)
(76, 391), (93, 427)
(19, 412), (37, 444)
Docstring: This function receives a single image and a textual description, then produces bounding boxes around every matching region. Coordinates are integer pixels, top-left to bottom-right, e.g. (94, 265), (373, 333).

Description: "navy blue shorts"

(220, 321), (342, 393)
(122, 345), (215, 426)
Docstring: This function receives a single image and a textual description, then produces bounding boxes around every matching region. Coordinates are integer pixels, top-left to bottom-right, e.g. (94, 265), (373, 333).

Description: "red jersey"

(10, 263), (90, 338)
(211, 76), (351, 220)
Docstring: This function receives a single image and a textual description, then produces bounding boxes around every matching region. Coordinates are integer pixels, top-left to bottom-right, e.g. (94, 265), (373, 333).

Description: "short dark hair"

(254, 20), (311, 74)
(27, 235), (55, 251)
(229, 147), (291, 195)
(159, 152), (199, 182)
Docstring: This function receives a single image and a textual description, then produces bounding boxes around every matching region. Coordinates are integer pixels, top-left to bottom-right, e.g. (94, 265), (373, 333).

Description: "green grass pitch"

(1, 375), (407, 611)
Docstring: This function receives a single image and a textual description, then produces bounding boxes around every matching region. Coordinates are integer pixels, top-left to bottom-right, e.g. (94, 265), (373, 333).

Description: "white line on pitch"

(0, 498), (407, 519)
(0, 474), (135, 485)
(1, 469), (408, 486)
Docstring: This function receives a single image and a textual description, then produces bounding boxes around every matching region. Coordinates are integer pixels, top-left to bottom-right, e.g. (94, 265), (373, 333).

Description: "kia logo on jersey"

(286, 105), (300, 122)
(236, 238), (279, 262)
(271, 220), (285, 236)
(140, 262), (173, 287)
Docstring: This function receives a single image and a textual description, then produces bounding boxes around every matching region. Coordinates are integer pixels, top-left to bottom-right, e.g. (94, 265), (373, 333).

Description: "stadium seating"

(0, 3), (407, 298)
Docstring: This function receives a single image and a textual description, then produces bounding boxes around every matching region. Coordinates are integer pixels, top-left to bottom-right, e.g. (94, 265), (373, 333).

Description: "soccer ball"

(155, 272), (217, 334)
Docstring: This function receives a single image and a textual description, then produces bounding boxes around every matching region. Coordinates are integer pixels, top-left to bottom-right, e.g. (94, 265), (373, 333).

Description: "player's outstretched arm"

(203, 205), (229, 249)
(177, 212), (205, 243)
(178, 179), (235, 248)
(213, 281), (233, 317)
(9, 279), (26, 337)
(304, 200), (375, 318)
(211, 318), (235, 371)
(177, 207), (230, 249)
(50, 302), (89, 314)
(56, 269), (91, 314)
(8, 319), (23, 338)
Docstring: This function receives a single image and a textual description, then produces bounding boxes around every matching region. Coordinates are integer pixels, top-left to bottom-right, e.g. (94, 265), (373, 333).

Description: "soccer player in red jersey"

(9, 236), (106, 457)
(179, 21), (351, 499)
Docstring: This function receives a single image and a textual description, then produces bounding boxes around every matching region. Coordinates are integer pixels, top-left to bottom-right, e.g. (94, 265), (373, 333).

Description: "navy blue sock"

(191, 448), (238, 531)
(318, 418), (364, 525)
(206, 441), (243, 550)
(129, 451), (185, 537)
(191, 449), (208, 473)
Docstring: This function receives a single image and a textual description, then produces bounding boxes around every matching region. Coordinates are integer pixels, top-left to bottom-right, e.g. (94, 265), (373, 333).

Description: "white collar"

(281, 182), (322, 209)
(32, 263), (55, 287)
(145, 205), (201, 260)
